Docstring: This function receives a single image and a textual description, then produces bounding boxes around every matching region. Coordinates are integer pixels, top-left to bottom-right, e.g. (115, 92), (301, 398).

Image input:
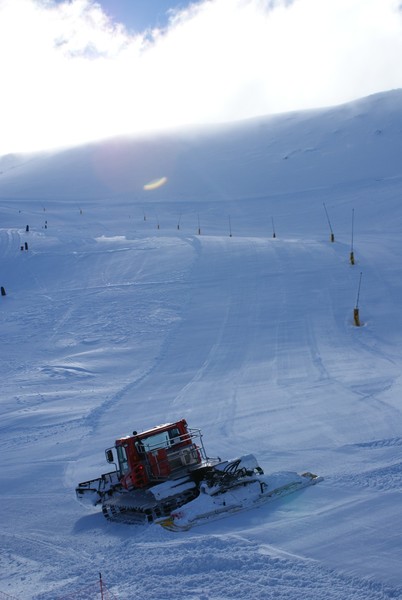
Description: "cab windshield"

(140, 427), (181, 452)
(116, 445), (129, 475)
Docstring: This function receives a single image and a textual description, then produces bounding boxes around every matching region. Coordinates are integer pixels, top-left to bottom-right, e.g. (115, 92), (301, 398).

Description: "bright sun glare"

(1, 0), (402, 154)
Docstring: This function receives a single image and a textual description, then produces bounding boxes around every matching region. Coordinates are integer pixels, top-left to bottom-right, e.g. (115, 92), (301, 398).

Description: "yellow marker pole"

(354, 272), (363, 326)
(353, 308), (360, 326)
(323, 203), (335, 242)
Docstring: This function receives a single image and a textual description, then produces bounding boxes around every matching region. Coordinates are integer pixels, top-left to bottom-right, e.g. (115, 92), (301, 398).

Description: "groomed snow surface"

(1, 90), (402, 599)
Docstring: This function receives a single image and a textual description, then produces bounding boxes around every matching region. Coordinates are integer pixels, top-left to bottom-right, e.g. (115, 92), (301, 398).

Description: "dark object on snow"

(1, 286), (6, 296)
(25, 242), (28, 250)
(354, 307), (361, 326)
(26, 225), (29, 232)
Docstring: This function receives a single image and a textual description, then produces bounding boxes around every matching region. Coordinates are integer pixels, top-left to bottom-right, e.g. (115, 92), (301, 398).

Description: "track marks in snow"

(353, 437), (402, 449)
(332, 437), (402, 492)
(0, 531), (91, 600)
(0, 229), (23, 258)
(335, 461), (402, 492)
(168, 236), (285, 441)
(40, 364), (95, 379)
(31, 533), (402, 600)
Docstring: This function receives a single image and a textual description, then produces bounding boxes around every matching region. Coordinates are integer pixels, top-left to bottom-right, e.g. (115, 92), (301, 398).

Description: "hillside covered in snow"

(1, 89), (402, 599)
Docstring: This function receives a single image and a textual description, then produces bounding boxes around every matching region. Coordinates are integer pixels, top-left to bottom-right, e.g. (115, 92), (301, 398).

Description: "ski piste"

(157, 469), (323, 531)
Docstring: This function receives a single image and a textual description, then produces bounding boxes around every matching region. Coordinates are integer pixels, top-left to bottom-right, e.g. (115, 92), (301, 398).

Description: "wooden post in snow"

(323, 203), (335, 242)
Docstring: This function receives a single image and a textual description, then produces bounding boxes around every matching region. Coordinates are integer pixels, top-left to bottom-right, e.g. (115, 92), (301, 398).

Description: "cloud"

(1, 0), (402, 154)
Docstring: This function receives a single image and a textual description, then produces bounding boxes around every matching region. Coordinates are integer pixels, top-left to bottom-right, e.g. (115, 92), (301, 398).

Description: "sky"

(86, 0), (192, 32)
(1, 0), (402, 155)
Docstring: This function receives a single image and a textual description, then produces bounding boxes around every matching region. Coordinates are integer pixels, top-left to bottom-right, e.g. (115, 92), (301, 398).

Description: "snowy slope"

(1, 89), (402, 599)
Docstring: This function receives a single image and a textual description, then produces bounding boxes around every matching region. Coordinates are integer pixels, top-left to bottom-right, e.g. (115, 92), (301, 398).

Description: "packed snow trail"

(2, 91), (402, 598)
(2, 197), (402, 599)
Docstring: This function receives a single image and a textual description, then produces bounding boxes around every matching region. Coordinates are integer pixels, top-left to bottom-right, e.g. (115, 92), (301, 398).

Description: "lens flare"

(143, 176), (168, 191)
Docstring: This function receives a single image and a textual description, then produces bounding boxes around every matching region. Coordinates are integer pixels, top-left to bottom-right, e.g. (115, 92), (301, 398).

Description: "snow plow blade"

(157, 471), (322, 531)
(76, 471), (120, 507)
